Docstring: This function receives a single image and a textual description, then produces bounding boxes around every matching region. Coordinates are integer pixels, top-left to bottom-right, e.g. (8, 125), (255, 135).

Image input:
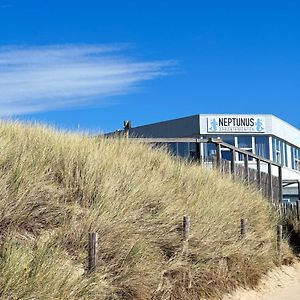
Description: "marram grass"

(0, 122), (293, 299)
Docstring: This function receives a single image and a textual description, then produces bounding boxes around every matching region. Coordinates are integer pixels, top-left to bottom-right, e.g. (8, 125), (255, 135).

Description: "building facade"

(128, 114), (300, 202)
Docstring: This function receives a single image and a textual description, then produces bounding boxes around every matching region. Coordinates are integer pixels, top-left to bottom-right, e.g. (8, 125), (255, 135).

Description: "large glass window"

(237, 136), (253, 161)
(284, 143), (288, 166)
(221, 150), (233, 161)
(167, 143), (177, 155)
(222, 136), (235, 146)
(189, 143), (198, 159)
(255, 136), (270, 159)
(238, 136), (252, 149)
(219, 136), (235, 161)
(203, 142), (216, 157)
(177, 143), (189, 157)
(291, 147), (300, 171)
(272, 137), (288, 166)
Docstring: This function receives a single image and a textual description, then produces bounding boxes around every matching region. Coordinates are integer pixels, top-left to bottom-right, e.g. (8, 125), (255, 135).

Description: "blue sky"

(0, 0), (299, 133)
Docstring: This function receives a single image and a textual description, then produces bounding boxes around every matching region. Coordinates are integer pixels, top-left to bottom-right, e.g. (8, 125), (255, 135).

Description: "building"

(126, 114), (300, 202)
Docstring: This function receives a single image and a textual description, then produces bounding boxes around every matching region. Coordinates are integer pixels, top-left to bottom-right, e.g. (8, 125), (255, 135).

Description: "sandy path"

(223, 262), (300, 300)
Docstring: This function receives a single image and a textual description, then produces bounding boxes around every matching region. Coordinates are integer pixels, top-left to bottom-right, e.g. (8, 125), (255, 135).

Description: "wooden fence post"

(182, 215), (190, 257)
(216, 143), (221, 169)
(277, 225), (283, 265)
(268, 163), (273, 201)
(231, 149), (236, 180)
(240, 219), (247, 237)
(278, 166), (283, 203)
(88, 232), (98, 273)
(297, 200), (300, 222)
(183, 215), (190, 242)
(244, 155), (249, 184)
(256, 159), (261, 188)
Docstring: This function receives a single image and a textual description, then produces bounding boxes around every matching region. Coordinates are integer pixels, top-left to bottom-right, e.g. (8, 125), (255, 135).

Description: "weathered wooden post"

(278, 166), (283, 203)
(244, 154), (249, 184)
(256, 159), (261, 189)
(297, 200), (300, 222)
(123, 120), (131, 138)
(240, 219), (247, 237)
(196, 142), (201, 164)
(182, 215), (190, 257)
(277, 225), (283, 265)
(231, 149), (236, 180)
(215, 143), (222, 170)
(268, 163), (273, 201)
(88, 232), (98, 273)
(183, 215), (190, 242)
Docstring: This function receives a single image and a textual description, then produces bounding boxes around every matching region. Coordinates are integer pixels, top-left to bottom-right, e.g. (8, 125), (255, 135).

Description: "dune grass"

(0, 122), (293, 299)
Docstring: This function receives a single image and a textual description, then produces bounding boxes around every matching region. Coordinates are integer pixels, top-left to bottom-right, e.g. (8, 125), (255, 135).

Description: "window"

(222, 150), (233, 161)
(284, 143), (288, 167)
(255, 136), (270, 159)
(272, 137), (288, 166)
(237, 136), (253, 161)
(222, 136), (235, 146)
(177, 143), (189, 157)
(220, 136), (235, 161)
(203, 142), (217, 157)
(167, 143), (177, 155)
(291, 147), (300, 171)
(189, 143), (198, 159)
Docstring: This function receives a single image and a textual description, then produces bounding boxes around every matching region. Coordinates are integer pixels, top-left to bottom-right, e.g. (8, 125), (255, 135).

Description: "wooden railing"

(130, 137), (283, 203)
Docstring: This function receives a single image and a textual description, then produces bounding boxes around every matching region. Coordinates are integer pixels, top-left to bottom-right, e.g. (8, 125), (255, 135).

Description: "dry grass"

(0, 122), (293, 299)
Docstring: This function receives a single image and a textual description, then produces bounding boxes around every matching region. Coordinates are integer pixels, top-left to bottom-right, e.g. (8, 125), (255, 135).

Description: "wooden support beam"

(231, 149), (236, 180)
(268, 163), (273, 201)
(196, 142), (201, 161)
(256, 159), (261, 188)
(216, 143), (222, 169)
(297, 200), (300, 222)
(278, 166), (283, 203)
(244, 154), (249, 184)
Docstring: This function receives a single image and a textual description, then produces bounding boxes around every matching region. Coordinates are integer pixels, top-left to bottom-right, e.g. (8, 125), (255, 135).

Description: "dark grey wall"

(129, 115), (200, 138)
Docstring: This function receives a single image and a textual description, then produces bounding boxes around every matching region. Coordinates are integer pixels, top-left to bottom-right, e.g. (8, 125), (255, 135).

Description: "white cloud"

(0, 45), (174, 116)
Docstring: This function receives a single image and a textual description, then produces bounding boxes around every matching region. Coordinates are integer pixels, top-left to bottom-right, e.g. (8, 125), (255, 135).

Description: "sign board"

(207, 116), (265, 133)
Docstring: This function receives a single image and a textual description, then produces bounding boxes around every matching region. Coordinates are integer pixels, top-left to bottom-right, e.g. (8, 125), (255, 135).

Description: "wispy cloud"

(0, 45), (174, 116)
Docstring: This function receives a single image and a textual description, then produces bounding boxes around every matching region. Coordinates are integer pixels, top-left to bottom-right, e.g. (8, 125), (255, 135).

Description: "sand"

(223, 262), (300, 300)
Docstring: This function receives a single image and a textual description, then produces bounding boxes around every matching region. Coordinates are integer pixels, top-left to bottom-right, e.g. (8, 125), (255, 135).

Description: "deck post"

(278, 166), (283, 203)
(196, 142), (201, 162)
(256, 159), (261, 189)
(268, 163), (273, 201)
(215, 142), (222, 169)
(297, 200), (300, 221)
(244, 154), (249, 184)
(231, 149), (236, 180)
